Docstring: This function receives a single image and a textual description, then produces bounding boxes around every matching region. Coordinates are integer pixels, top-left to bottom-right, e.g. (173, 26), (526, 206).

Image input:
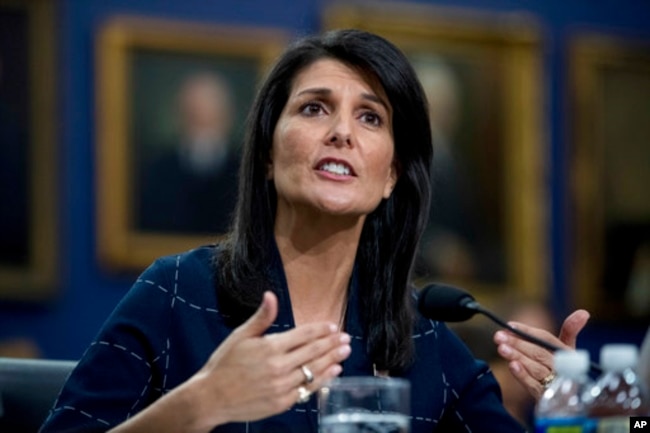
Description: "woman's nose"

(328, 133), (351, 147)
(327, 115), (353, 147)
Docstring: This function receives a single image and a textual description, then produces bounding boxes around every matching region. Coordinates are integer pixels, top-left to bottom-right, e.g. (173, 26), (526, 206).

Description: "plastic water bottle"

(535, 349), (592, 432)
(585, 344), (650, 433)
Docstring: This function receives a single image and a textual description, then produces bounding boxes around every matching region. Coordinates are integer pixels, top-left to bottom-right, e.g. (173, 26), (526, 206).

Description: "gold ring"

(540, 372), (556, 388)
(297, 386), (311, 404)
(300, 365), (314, 384)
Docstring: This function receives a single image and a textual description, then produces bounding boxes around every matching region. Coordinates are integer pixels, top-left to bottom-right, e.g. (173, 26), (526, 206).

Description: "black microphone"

(417, 283), (603, 375)
(418, 283), (561, 353)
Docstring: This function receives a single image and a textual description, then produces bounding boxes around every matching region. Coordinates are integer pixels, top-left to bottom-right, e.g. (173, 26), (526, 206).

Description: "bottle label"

(535, 417), (586, 433)
(593, 416), (629, 433)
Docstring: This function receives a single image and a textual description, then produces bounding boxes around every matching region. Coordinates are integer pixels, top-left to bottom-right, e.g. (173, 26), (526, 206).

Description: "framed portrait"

(96, 16), (288, 271)
(571, 35), (650, 323)
(324, 3), (547, 301)
(0, 0), (57, 300)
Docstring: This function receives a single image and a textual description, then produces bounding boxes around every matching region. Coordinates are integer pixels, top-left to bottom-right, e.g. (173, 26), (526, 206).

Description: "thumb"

(233, 291), (278, 340)
(558, 309), (590, 348)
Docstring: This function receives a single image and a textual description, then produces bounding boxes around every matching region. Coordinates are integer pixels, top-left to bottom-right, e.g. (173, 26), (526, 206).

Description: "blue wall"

(1, 0), (649, 361)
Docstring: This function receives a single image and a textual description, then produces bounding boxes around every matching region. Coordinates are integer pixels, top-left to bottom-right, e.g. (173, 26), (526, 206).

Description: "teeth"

(320, 162), (350, 176)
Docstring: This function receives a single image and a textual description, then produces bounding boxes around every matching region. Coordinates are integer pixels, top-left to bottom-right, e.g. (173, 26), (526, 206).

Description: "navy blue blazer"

(40, 245), (524, 432)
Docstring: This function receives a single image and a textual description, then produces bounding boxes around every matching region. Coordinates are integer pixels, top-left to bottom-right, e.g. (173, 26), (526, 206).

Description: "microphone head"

(417, 283), (478, 322)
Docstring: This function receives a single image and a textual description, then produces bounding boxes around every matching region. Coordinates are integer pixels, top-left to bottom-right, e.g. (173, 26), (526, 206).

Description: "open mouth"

(317, 159), (356, 177)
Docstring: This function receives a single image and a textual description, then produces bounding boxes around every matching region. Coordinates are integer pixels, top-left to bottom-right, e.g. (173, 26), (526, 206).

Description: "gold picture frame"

(571, 34), (650, 322)
(0, 0), (58, 300)
(324, 3), (547, 302)
(96, 16), (288, 271)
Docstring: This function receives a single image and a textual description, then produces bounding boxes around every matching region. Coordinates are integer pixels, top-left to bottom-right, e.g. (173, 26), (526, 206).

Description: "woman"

(42, 29), (545, 432)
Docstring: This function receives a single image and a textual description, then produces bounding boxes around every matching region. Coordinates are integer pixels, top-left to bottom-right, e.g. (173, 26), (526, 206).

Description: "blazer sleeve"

(40, 256), (177, 432)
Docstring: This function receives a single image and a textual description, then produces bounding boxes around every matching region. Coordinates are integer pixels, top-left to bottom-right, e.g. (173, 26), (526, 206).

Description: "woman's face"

(270, 58), (397, 220)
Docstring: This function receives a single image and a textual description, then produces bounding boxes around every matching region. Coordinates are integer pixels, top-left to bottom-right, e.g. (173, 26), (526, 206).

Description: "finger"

(504, 322), (569, 352)
(263, 322), (339, 353)
(285, 332), (351, 372)
(261, 330), (349, 391)
(232, 291), (278, 340)
(299, 363), (344, 396)
(290, 360), (346, 405)
(286, 335), (351, 390)
(281, 335), (351, 407)
(232, 323), (341, 396)
(494, 328), (560, 365)
(558, 309), (590, 348)
(507, 360), (545, 400)
(496, 339), (553, 383)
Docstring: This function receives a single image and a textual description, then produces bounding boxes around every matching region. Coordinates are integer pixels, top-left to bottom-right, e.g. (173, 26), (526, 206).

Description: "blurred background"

(0, 0), (649, 363)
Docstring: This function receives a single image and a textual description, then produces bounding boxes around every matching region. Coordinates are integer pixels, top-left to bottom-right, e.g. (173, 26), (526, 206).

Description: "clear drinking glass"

(318, 376), (411, 433)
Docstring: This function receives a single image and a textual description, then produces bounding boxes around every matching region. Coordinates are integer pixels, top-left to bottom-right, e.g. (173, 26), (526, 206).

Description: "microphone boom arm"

(465, 301), (561, 352)
(465, 300), (602, 375)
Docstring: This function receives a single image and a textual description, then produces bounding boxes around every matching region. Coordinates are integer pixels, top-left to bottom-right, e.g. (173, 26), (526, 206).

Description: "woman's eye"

(361, 111), (382, 126)
(300, 102), (324, 116)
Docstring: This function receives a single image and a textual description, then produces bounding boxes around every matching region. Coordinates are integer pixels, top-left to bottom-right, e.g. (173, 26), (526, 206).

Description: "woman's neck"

(274, 213), (362, 327)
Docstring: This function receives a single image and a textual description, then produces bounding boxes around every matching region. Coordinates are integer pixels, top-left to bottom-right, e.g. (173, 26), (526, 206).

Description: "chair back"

(0, 357), (77, 433)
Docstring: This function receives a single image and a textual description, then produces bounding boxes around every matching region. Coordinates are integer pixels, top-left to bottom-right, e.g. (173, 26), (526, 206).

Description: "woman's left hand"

(493, 309), (590, 399)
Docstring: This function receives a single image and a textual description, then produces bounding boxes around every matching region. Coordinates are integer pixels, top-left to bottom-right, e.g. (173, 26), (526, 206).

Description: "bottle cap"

(600, 344), (638, 371)
(554, 349), (590, 376)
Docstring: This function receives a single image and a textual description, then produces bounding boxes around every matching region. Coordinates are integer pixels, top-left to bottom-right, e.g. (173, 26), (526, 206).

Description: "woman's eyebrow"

(296, 87), (331, 97)
(295, 87), (388, 111)
(361, 92), (389, 112)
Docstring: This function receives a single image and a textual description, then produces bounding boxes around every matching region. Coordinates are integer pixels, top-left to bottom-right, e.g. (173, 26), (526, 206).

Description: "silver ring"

(540, 372), (556, 388)
(297, 386), (311, 404)
(300, 365), (314, 384)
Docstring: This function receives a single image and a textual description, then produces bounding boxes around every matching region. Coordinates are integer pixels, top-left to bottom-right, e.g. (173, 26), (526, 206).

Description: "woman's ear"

(382, 159), (401, 199)
(266, 155), (274, 180)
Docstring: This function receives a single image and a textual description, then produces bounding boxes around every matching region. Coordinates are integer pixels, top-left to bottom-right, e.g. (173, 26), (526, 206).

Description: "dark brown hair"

(218, 29), (432, 371)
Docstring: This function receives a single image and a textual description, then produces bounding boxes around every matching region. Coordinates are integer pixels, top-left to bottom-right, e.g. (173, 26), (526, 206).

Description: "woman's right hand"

(110, 291), (351, 433)
(187, 291), (351, 430)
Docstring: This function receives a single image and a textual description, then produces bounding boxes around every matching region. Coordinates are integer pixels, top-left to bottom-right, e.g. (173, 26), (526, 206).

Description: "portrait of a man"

(135, 70), (241, 235)
(411, 53), (506, 285)
(130, 50), (257, 235)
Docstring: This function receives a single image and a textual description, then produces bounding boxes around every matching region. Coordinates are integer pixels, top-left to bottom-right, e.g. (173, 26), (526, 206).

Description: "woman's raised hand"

(493, 309), (590, 399)
(189, 291), (351, 429)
